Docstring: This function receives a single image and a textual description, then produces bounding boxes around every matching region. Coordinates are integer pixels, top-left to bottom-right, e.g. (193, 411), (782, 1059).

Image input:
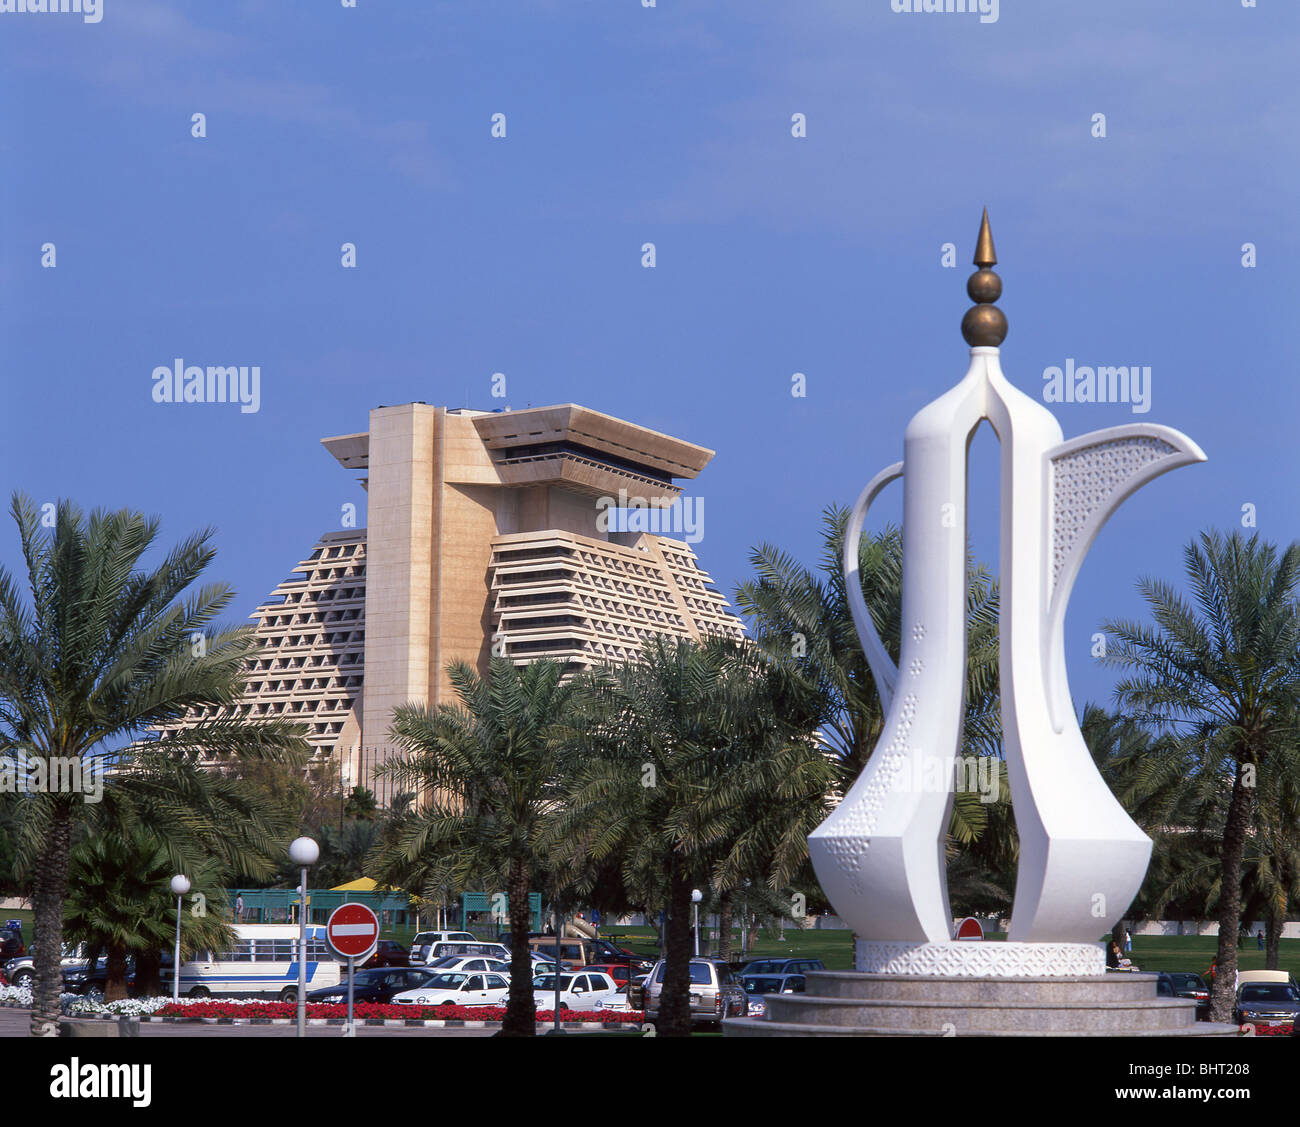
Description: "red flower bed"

(153, 1001), (643, 1023)
(1245, 1021), (1292, 1037)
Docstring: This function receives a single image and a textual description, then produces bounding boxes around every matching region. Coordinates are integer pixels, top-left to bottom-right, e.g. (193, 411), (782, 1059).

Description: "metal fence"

(230, 888), (414, 929)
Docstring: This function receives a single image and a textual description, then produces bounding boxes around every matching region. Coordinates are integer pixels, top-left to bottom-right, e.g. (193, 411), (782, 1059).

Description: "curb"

(138, 1015), (645, 1030)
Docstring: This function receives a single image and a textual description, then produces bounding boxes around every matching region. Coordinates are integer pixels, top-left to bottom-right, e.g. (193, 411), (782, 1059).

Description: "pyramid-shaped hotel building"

(161, 402), (744, 793)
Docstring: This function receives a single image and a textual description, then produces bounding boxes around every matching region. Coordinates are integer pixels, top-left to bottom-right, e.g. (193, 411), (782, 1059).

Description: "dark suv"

(739, 957), (825, 977)
(362, 941), (410, 969)
(581, 938), (654, 972)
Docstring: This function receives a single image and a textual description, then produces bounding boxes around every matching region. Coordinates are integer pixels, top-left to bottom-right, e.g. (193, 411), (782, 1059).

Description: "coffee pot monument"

(729, 214), (1237, 1036)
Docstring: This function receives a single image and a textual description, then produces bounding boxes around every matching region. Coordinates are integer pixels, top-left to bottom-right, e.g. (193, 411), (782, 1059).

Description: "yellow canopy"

(330, 877), (397, 892)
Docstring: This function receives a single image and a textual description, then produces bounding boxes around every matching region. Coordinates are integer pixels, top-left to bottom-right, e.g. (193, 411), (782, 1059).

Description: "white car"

(423, 956), (511, 977)
(392, 971), (510, 1008)
(532, 971), (622, 1013)
(410, 931), (478, 964)
(594, 984), (634, 1013)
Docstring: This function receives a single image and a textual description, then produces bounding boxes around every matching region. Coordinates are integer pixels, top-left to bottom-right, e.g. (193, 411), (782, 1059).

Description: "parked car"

(62, 957), (119, 1000)
(739, 957), (824, 977)
(6, 944), (92, 989)
(423, 956), (511, 977)
(531, 971), (622, 1013)
(739, 972), (806, 1018)
(1151, 970), (1209, 1020)
(580, 938), (654, 972)
(410, 931), (477, 965)
(0, 925), (25, 960)
(306, 967), (436, 1004)
(1234, 981), (1300, 1030)
(582, 963), (634, 986)
(642, 959), (747, 1027)
(426, 941), (511, 964)
(594, 983), (636, 1014)
(361, 940), (410, 969)
(526, 936), (610, 970)
(393, 971), (510, 1009)
(4, 956), (33, 988)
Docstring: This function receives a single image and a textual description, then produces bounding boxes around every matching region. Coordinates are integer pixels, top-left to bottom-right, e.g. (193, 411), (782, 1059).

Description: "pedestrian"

(1122, 926), (1131, 954)
(1106, 940), (1120, 969)
(235, 893), (244, 923)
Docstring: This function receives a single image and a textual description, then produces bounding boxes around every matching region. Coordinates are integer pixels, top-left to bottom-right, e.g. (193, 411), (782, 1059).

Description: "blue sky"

(1, 0), (1296, 712)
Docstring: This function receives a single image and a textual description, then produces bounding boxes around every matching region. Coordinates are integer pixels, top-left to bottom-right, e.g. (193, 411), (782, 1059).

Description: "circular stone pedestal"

(856, 940), (1103, 977)
(724, 971), (1241, 1038)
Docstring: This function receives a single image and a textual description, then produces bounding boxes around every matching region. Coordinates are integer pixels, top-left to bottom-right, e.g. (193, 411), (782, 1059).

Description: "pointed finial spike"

(962, 208), (1006, 347)
(974, 207), (997, 268)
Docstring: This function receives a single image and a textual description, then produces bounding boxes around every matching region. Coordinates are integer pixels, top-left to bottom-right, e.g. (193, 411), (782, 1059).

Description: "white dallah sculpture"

(808, 212), (1204, 975)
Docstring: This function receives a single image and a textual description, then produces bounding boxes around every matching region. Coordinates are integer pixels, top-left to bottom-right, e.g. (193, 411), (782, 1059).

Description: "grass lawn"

(601, 924), (856, 969)
(2, 909), (32, 950)
(1127, 934), (1299, 979)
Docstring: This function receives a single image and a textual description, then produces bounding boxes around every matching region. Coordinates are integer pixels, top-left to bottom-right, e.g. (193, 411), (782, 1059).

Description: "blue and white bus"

(170, 924), (344, 1000)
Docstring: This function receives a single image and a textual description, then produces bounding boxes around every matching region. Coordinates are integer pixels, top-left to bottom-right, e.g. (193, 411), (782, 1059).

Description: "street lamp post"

(169, 875), (190, 1002)
(691, 890), (703, 958)
(288, 837), (319, 1038)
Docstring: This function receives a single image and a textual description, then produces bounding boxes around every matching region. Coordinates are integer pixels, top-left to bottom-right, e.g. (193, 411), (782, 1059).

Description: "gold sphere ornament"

(967, 268), (1002, 304)
(961, 303), (1008, 347)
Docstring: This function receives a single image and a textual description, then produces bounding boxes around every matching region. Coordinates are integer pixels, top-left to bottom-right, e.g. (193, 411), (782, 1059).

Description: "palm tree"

(63, 827), (234, 1000)
(736, 506), (1009, 897)
(315, 818), (382, 889)
(0, 495), (310, 1035)
(553, 636), (832, 1036)
(1101, 530), (1300, 1022)
(374, 657), (574, 1037)
(1084, 703), (1230, 949)
(704, 643), (834, 958)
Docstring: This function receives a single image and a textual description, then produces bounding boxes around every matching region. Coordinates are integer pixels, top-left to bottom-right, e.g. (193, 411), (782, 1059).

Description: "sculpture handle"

(843, 463), (904, 712)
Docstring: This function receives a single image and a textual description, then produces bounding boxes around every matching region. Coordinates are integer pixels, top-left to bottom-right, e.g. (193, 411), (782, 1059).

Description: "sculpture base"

(723, 972), (1241, 1037)
(856, 940), (1103, 977)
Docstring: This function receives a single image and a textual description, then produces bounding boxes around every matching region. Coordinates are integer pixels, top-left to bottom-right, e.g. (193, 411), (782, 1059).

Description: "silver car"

(643, 958), (747, 1027)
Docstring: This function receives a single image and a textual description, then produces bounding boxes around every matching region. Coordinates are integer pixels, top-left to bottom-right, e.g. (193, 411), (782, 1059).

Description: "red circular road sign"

(326, 902), (379, 959)
(955, 916), (984, 941)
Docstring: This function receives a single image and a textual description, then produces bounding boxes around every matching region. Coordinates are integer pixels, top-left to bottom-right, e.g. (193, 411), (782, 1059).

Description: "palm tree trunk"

(717, 890), (733, 961)
(135, 949), (162, 998)
(29, 802), (72, 1037)
(659, 870), (695, 1038)
(501, 855), (536, 1037)
(105, 941), (128, 1002)
(1265, 854), (1289, 971)
(1210, 760), (1254, 1023)
(1265, 915), (1281, 971)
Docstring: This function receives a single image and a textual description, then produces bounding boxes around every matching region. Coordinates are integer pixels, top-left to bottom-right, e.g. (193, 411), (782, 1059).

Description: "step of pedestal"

(804, 971), (1162, 1005)
(724, 1017), (1241, 1038)
(763, 993), (1197, 1033)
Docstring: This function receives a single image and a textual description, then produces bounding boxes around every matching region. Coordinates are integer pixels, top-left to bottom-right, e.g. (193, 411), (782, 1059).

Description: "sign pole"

(553, 906), (562, 1035)
(346, 955), (356, 1037)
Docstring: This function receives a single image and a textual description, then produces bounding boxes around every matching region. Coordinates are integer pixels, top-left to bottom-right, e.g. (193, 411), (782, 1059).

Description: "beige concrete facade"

(165, 403), (742, 790)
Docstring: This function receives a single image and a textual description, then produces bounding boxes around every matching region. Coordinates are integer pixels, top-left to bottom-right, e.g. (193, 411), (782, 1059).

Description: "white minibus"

(170, 923), (343, 1000)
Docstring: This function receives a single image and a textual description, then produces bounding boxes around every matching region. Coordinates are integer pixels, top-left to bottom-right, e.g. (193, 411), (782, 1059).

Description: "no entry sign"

(327, 902), (379, 960)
